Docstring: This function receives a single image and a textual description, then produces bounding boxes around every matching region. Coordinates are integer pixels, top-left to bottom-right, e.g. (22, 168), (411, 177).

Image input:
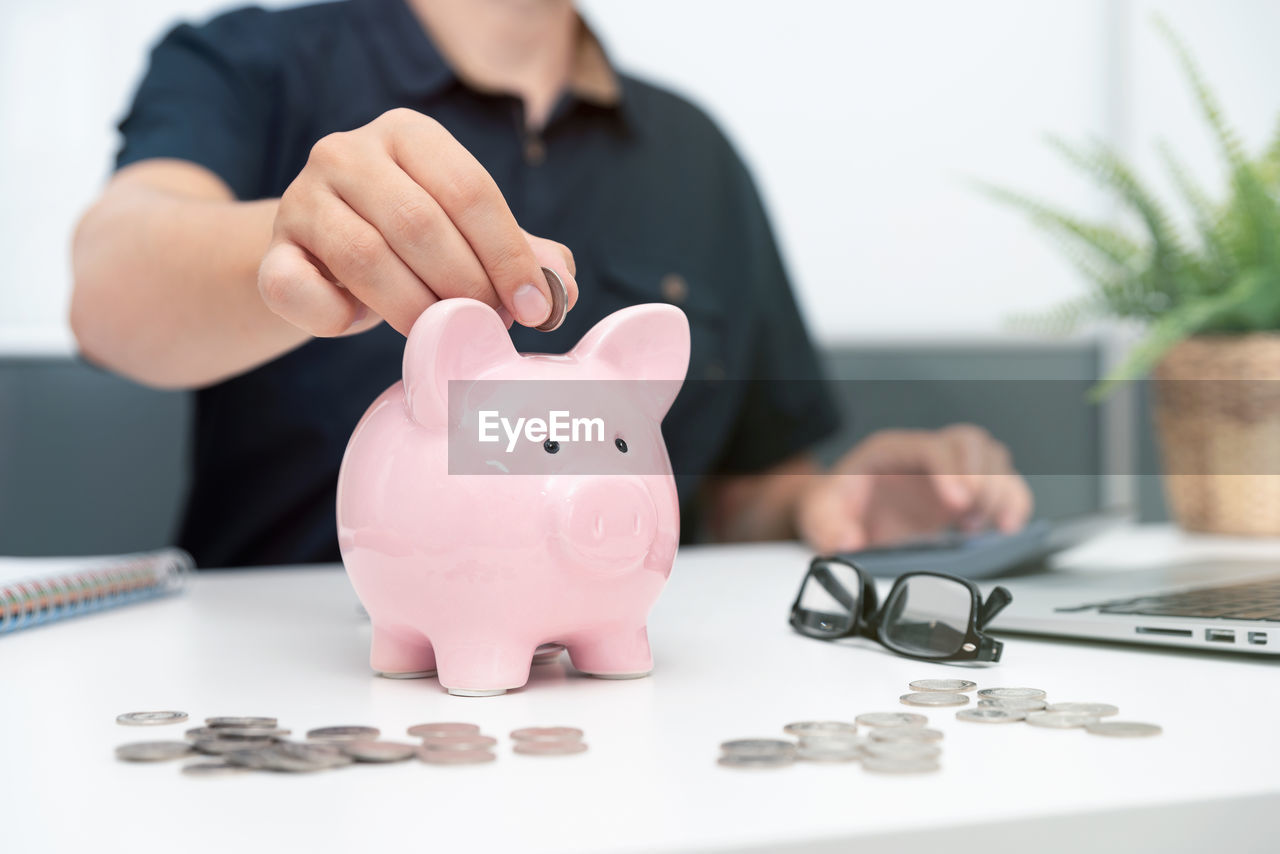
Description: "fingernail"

(345, 303), (368, 333)
(512, 283), (550, 327)
(496, 305), (514, 329)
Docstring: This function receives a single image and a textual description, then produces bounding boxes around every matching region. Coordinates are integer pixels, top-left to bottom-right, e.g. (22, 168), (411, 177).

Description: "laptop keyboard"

(1056, 579), (1280, 621)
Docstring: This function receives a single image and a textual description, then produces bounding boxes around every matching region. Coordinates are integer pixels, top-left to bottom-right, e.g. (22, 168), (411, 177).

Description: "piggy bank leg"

(370, 625), (437, 678)
(433, 639), (535, 697)
(567, 625), (653, 679)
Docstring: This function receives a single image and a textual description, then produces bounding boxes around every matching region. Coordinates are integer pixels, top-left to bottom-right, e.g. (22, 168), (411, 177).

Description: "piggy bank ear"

(402, 299), (517, 425)
(571, 304), (691, 419)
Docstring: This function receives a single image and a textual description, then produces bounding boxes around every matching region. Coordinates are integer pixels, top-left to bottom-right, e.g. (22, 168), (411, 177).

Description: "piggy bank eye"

(543, 439), (560, 454)
(614, 437), (628, 453)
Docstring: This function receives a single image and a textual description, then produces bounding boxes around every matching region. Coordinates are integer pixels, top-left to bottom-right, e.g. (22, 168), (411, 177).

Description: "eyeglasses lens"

(881, 575), (973, 657)
(795, 560), (862, 637)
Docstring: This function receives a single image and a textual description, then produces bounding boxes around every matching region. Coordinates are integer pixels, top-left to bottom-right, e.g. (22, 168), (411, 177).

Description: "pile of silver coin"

(717, 678), (1161, 774)
(114, 711), (587, 776)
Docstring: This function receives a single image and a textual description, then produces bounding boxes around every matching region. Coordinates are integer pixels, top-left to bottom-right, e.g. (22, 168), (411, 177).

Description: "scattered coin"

(407, 722), (480, 739)
(1025, 711), (1100, 729)
(535, 267), (569, 332)
(783, 721), (858, 739)
(510, 727), (584, 743)
(420, 734), (499, 752)
(116, 741), (194, 762)
(193, 738), (277, 755)
(977, 687), (1047, 701)
(978, 698), (1046, 712)
(1085, 721), (1162, 738)
(855, 713), (928, 728)
(717, 754), (795, 770)
(231, 741), (354, 773)
(340, 740), (419, 762)
(1045, 703), (1119, 717)
(205, 716), (278, 729)
(900, 692), (969, 707)
(417, 748), (497, 765)
(513, 741), (589, 756)
(720, 739), (797, 757)
(306, 726), (380, 742)
(795, 743), (863, 762)
(117, 711), (188, 726)
(908, 679), (977, 693)
(956, 708), (1026, 724)
(181, 761), (250, 777)
(186, 726), (290, 741)
(870, 727), (944, 743)
(862, 756), (940, 775)
(864, 741), (942, 761)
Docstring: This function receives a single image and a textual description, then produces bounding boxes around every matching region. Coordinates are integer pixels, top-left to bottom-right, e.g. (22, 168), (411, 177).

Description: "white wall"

(1, 0), (1278, 353)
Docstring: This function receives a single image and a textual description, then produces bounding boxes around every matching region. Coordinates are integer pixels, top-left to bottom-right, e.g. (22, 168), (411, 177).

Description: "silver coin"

(782, 721), (858, 739)
(205, 716), (278, 729)
(717, 754), (795, 769)
(407, 722), (480, 739)
(340, 740), (420, 762)
(193, 738), (277, 755)
(796, 734), (864, 751)
(862, 756), (940, 774)
(977, 687), (1047, 701)
(900, 692), (969, 707)
(181, 761), (251, 777)
(116, 711), (188, 726)
(420, 734), (499, 752)
(978, 698), (1046, 712)
(908, 679), (977, 693)
(870, 727), (944, 743)
(720, 739), (797, 757)
(864, 741), (942, 760)
(1025, 711), (1100, 729)
(1085, 721), (1162, 738)
(418, 748), (497, 765)
(1046, 702), (1119, 717)
(233, 741), (354, 772)
(534, 267), (568, 332)
(186, 726), (290, 741)
(306, 725), (380, 741)
(115, 741), (194, 762)
(795, 744), (863, 762)
(510, 727), (584, 743)
(513, 740), (589, 756)
(855, 712), (928, 728)
(956, 708), (1025, 723)
(532, 643), (565, 665)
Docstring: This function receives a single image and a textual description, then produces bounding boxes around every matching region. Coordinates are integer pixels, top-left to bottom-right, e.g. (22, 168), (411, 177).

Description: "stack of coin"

(718, 739), (797, 769)
(783, 721), (863, 762)
(510, 727), (588, 757)
(855, 709), (940, 774)
(410, 722), (499, 764)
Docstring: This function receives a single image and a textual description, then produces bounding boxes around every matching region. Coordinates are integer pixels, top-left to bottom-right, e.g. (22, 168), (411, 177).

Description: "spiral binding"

(0, 549), (193, 634)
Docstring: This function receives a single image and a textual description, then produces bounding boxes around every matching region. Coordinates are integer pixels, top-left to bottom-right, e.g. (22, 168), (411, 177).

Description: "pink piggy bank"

(337, 297), (690, 696)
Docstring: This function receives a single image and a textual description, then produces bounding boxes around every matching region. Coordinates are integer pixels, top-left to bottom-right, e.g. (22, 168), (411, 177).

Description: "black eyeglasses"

(789, 557), (1012, 662)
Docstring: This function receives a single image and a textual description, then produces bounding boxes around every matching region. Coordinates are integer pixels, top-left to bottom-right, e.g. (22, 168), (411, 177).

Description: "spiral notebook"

(0, 549), (193, 634)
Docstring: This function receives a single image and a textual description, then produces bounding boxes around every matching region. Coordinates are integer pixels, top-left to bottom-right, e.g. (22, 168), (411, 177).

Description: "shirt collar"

(354, 0), (628, 120)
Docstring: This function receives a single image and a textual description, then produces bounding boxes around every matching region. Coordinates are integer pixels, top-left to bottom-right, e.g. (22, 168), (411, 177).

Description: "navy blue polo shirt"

(115, 0), (840, 567)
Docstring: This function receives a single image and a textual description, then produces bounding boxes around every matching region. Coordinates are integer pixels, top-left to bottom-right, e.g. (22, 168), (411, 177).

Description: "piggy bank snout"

(560, 478), (659, 566)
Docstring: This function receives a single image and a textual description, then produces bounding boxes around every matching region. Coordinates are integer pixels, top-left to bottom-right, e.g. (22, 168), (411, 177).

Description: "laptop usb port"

(1248, 632), (1268, 645)
(1205, 629), (1235, 643)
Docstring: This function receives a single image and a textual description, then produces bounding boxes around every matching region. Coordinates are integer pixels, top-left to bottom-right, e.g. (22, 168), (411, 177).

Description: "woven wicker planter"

(1152, 334), (1280, 536)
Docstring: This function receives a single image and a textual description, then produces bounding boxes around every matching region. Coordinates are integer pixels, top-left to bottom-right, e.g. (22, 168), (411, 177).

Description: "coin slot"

(1204, 629), (1235, 643)
(1134, 626), (1192, 637)
(1248, 631), (1268, 645)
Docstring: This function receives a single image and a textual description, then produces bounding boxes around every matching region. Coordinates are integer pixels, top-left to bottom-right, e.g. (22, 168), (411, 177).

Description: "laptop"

(842, 513), (1280, 656)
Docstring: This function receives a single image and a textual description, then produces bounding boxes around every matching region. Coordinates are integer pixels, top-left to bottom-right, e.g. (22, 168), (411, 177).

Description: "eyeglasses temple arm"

(978, 586), (1013, 629)
(811, 566), (861, 614)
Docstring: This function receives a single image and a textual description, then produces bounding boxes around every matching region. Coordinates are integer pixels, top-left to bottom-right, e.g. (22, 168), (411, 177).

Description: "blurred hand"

(258, 108), (577, 337)
(796, 424), (1033, 554)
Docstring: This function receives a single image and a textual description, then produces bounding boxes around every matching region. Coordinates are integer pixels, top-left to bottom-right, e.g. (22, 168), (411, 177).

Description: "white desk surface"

(4, 524), (1279, 854)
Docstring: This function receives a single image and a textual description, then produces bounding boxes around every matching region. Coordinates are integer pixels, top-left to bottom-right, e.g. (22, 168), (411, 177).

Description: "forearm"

(70, 161), (308, 389)
(705, 454), (822, 543)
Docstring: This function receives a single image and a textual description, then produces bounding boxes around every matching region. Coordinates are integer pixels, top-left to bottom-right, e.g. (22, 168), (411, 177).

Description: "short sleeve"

(714, 161), (842, 475)
(115, 9), (277, 200)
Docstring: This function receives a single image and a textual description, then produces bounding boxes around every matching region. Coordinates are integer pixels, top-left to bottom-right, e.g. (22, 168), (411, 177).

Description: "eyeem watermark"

(478, 410), (605, 452)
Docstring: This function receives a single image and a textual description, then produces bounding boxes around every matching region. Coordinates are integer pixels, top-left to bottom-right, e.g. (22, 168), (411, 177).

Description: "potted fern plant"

(981, 19), (1280, 535)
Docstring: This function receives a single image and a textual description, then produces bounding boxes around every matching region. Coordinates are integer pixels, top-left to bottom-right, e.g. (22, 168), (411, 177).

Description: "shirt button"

(660, 273), (688, 304)
(523, 135), (546, 166)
